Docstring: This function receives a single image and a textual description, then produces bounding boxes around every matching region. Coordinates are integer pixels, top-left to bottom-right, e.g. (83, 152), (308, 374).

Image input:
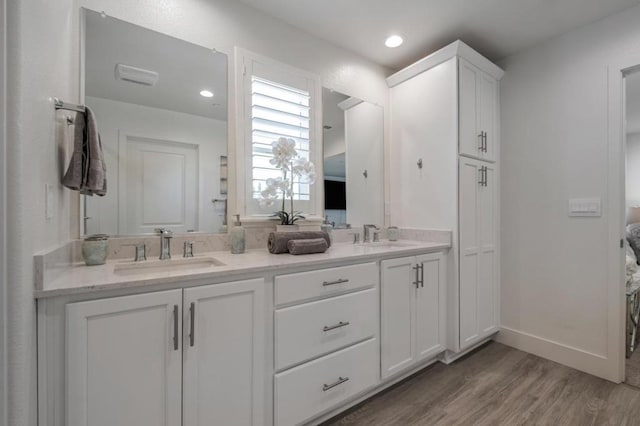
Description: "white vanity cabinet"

(273, 262), (380, 426)
(65, 278), (265, 426)
(387, 40), (503, 355)
(459, 57), (498, 162)
(182, 279), (265, 426)
(66, 289), (183, 426)
(380, 253), (446, 379)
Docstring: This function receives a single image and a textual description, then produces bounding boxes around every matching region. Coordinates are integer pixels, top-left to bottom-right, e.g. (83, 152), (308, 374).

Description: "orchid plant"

(259, 137), (316, 225)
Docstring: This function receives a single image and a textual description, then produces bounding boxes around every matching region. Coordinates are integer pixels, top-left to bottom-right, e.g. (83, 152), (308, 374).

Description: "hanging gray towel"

(62, 106), (107, 196)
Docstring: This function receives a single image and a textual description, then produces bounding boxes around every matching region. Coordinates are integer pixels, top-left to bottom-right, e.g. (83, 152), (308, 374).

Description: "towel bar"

(54, 97), (85, 113)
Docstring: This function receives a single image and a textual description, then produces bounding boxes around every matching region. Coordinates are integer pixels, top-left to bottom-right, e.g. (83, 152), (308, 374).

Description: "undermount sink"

(113, 256), (226, 276)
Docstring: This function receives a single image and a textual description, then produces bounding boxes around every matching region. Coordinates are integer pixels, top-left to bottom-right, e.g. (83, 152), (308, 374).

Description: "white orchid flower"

(293, 158), (316, 185)
(269, 137), (298, 170)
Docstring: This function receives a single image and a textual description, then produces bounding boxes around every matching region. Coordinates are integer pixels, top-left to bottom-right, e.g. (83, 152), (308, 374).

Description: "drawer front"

(275, 338), (379, 426)
(275, 262), (378, 305)
(276, 288), (378, 371)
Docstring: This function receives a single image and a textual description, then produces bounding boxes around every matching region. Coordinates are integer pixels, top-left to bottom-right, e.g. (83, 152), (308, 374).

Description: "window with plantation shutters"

(251, 77), (311, 202)
(238, 49), (321, 218)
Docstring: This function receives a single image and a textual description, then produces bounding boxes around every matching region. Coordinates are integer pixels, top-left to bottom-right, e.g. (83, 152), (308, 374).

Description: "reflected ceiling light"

(385, 35), (404, 48)
(200, 90), (214, 98)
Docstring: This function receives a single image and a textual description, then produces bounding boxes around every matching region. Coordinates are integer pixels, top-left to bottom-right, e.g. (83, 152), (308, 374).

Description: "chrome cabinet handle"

(322, 376), (349, 392)
(323, 321), (350, 332)
(413, 265), (420, 288)
(478, 166), (485, 187)
(189, 302), (195, 347)
(323, 278), (349, 287)
(478, 132), (484, 152)
(420, 263), (425, 288)
(172, 305), (179, 351)
(483, 131), (488, 152)
(483, 166), (488, 187)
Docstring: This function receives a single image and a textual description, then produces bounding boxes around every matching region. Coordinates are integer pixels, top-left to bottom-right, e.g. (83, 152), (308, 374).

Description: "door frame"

(607, 54), (640, 383)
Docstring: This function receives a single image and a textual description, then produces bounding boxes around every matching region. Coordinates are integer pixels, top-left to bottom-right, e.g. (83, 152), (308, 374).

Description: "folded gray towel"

(288, 238), (328, 255)
(62, 106), (107, 196)
(268, 231), (331, 254)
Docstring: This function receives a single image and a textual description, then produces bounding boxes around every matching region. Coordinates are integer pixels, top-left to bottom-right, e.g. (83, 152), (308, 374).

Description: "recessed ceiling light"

(200, 90), (214, 98)
(385, 35), (403, 48)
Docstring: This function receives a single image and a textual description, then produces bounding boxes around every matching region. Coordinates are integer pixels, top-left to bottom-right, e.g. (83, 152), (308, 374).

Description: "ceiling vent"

(115, 64), (159, 86)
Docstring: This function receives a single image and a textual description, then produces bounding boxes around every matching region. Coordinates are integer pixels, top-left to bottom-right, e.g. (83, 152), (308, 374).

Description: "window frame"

(235, 48), (323, 223)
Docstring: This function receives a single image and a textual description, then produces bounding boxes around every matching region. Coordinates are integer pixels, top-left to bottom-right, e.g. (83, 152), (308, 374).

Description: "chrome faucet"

(155, 228), (173, 260)
(363, 224), (380, 243)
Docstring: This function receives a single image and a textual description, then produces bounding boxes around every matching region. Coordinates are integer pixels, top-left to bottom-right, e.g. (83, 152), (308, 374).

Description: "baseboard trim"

(496, 326), (618, 382)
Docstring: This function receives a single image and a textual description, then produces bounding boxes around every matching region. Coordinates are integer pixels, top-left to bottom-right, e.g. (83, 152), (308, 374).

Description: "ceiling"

(85, 10), (228, 120)
(236, 0), (640, 70)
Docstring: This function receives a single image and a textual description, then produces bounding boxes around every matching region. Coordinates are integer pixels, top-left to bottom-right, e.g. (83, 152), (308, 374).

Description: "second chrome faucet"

(156, 228), (173, 260)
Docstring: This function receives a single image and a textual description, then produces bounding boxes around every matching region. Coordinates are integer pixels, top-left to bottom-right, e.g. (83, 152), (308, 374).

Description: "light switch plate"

(568, 197), (601, 217)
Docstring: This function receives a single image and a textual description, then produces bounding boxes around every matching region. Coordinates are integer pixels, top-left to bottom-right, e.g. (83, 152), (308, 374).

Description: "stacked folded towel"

(268, 231), (331, 255)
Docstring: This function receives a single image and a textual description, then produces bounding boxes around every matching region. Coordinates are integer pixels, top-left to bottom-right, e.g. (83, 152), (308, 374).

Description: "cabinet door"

(459, 157), (481, 348)
(66, 290), (183, 426)
(459, 158), (499, 349)
(183, 279), (265, 426)
(415, 252), (446, 361)
(479, 73), (497, 161)
(381, 256), (416, 379)
(478, 164), (498, 335)
(459, 58), (481, 159)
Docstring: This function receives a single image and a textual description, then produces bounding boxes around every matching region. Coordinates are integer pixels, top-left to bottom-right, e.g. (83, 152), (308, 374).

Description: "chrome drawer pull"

(322, 376), (349, 392)
(322, 278), (349, 287)
(323, 321), (350, 332)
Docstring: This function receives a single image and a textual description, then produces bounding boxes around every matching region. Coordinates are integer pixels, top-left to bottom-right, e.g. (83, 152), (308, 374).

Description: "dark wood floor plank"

(322, 342), (640, 426)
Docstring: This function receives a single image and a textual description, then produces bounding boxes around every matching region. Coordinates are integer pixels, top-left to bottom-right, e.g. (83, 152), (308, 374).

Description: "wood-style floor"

(323, 342), (640, 426)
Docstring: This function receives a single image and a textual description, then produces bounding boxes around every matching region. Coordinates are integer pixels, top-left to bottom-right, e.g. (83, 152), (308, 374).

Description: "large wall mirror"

(322, 88), (384, 228)
(81, 9), (228, 236)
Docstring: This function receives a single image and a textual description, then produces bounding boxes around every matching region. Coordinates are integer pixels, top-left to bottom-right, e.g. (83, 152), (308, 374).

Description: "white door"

(478, 163), (498, 335)
(459, 58), (481, 159)
(459, 157), (481, 347)
(479, 72), (497, 162)
(66, 290), (183, 426)
(459, 157), (498, 349)
(381, 256), (416, 379)
(345, 100), (384, 227)
(415, 252), (446, 361)
(122, 135), (199, 234)
(183, 279), (265, 426)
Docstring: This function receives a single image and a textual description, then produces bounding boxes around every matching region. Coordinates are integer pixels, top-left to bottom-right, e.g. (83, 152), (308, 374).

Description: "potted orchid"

(260, 137), (316, 230)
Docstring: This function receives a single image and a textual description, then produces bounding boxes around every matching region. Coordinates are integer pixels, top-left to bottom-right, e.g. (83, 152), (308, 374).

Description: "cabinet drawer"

(275, 338), (379, 426)
(275, 288), (377, 371)
(275, 262), (378, 305)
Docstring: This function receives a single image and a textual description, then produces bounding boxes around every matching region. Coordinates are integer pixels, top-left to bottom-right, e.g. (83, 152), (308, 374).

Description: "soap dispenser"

(321, 215), (333, 245)
(231, 214), (245, 254)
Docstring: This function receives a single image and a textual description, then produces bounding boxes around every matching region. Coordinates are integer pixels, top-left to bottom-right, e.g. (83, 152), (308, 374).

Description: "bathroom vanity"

(36, 239), (451, 426)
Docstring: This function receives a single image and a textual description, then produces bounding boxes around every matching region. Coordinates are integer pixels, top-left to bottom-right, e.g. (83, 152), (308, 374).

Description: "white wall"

(498, 3), (640, 381)
(6, 0), (390, 422)
(0, 0), (6, 421)
(85, 96), (227, 235)
(627, 133), (640, 209)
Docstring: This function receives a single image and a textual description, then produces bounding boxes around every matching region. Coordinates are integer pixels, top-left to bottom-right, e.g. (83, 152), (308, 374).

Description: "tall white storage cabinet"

(388, 40), (503, 354)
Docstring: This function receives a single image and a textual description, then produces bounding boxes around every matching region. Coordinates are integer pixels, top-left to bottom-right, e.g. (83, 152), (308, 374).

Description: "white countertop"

(35, 240), (450, 298)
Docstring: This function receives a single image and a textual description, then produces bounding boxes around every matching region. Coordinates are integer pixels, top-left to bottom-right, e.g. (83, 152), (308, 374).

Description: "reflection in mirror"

(82, 9), (228, 236)
(322, 88), (384, 229)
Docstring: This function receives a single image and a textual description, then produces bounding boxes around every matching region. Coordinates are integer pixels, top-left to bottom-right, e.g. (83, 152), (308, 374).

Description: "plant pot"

(276, 224), (299, 232)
